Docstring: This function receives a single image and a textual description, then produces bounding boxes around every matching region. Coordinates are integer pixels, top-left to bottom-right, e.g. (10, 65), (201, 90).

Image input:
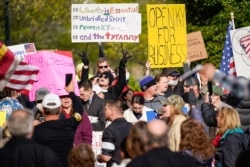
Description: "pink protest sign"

(25, 51), (79, 101)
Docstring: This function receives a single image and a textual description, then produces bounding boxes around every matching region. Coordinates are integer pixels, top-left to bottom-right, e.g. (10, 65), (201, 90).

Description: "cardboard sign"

(147, 4), (187, 68)
(8, 43), (37, 61)
(71, 3), (141, 43)
(24, 51), (79, 101)
(187, 31), (208, 62)
(230, 26), (250, 78)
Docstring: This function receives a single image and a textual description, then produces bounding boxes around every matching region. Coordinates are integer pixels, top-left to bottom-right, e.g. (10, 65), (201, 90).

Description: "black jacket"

(127, 147), (197, 167)
(215, 128), (249, 167)
(0, 137), (62, 167)
(82, 92), (106, 131)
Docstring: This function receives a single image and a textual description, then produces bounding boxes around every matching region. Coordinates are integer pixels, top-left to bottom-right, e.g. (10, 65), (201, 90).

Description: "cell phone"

(65, 73), (73, 86)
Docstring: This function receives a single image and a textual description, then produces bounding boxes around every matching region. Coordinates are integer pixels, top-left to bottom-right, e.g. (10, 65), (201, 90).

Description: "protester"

(201, 85), (231, 139)
(120, 88), (134, 111)
(59, 90), (93, 145)
(0, 88), (23, 120)
(97, 100), (132, 167)
(79, 80), (106, 131)
(139, 75), (162, 112)
(33, 80), (83, 167)
(155, 73), (168, 101)
(214, 107), (249, 167)
(126, 121), (148, 158)
(111, 137), (131, 167)
(79, 48), (131, 100)
(33, 87), (49, 124)
(160, 95), (187, 151)
(180, 119), (215, 167)
(127, 119), (196, 167)
(123, 94), (154, 124)
(0, 108), (62, 167)
(161, 67), (183, 98)
(68, 143), (95, 167)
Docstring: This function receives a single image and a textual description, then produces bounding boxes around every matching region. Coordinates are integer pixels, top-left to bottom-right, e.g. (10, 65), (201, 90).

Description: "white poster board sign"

(230, 26), (250, 78)
(8, 43), (37, 61)
(71, 3), (141, 43)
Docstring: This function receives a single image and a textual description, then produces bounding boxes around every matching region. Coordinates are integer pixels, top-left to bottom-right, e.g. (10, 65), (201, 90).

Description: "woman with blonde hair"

(180, 119), (215, 167)
(215, 107), (249, 167)
(161, 94), (187, 151)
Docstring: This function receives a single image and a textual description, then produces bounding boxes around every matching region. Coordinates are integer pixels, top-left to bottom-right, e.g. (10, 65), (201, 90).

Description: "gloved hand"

(119, 51), (131, 67)
(78, 50), (89, 66)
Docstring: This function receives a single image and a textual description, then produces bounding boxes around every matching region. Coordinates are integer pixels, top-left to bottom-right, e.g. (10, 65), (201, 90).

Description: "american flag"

(240, 35), (250, 58)
(24, 43), (36, 53)
(0, 42), (39, 94)
(219, 21), (236, 76)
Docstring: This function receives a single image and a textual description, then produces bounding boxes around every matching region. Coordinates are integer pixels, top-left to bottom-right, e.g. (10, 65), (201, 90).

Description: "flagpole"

(230, 12), (235, 30)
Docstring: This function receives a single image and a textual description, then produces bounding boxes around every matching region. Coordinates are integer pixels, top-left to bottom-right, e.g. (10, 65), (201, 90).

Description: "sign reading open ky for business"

(71, 3), (141, 43)
(147, 4), (187, 68)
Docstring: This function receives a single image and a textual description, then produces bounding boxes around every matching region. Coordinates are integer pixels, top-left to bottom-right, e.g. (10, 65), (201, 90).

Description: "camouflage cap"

(163, 94), (184, 110)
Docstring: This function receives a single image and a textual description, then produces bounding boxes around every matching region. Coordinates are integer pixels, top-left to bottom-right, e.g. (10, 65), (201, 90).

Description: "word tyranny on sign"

(71, 3), (141, 43)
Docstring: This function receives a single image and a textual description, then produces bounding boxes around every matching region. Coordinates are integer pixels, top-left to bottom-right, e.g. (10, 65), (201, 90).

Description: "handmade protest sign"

(25, 51), (79, 101)
(147, 4), (187, 68)
(230, 26), (250, 78)
(71, 3), (141, 43)
(8, 43), (36, 61)
(187, 31), (208, 62)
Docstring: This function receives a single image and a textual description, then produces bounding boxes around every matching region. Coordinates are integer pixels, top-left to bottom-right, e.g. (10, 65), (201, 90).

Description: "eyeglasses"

(100, 75), (108, 79)
(98, 65), (108, 69)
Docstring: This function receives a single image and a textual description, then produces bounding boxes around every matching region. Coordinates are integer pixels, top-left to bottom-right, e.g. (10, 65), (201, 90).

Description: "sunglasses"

(100, 75), (108, 79)
(98, 65), (108, 69)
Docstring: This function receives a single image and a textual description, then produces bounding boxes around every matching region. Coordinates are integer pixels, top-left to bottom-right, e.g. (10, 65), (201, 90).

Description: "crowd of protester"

(1, 47), (250, 167)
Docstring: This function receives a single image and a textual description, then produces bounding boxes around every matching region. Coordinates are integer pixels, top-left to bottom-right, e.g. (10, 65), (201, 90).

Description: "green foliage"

(1, 0), (250, 77)
(128, 75), (141, 91)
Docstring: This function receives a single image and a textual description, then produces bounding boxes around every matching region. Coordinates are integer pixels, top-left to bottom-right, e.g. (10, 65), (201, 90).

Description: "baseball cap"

(212, 86), (223, 96)
(139, 75), (156, 91)
(35, 87), (49, 102)
(163, 94), (184, 110)
(42, 93), (61, 109)
(162, 68), (180, 77)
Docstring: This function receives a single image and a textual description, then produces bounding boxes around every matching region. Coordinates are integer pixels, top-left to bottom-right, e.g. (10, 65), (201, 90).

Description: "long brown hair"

(179, 119), (215, 160)
(126, 121), (148, 158)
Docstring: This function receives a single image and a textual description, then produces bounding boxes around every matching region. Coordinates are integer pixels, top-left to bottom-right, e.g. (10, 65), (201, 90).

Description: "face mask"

(182, 104), (190, 114)
(37, 103), (43, 111)
(126, 72), (130, 81)
(168, 80), (178, 86)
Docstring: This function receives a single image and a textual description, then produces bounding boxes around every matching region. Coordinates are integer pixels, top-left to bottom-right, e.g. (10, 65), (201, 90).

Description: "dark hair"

(131, 94), (144, 105)
(121, 88), (134, 101)
(79, 80), (92, 90)
(154, 73), (167, 83)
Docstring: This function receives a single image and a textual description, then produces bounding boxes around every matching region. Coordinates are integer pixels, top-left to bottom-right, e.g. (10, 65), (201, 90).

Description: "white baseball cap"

(42, 93), (61, 109)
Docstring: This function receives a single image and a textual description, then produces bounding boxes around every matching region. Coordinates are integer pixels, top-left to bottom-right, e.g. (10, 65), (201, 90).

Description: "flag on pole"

(240, 35), (250, 57)
(219, 21), (236, 76)
(0, 42), (39, 94)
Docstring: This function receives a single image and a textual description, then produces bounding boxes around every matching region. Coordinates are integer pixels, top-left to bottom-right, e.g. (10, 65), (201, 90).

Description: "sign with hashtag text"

(71, 3), (141, 43)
